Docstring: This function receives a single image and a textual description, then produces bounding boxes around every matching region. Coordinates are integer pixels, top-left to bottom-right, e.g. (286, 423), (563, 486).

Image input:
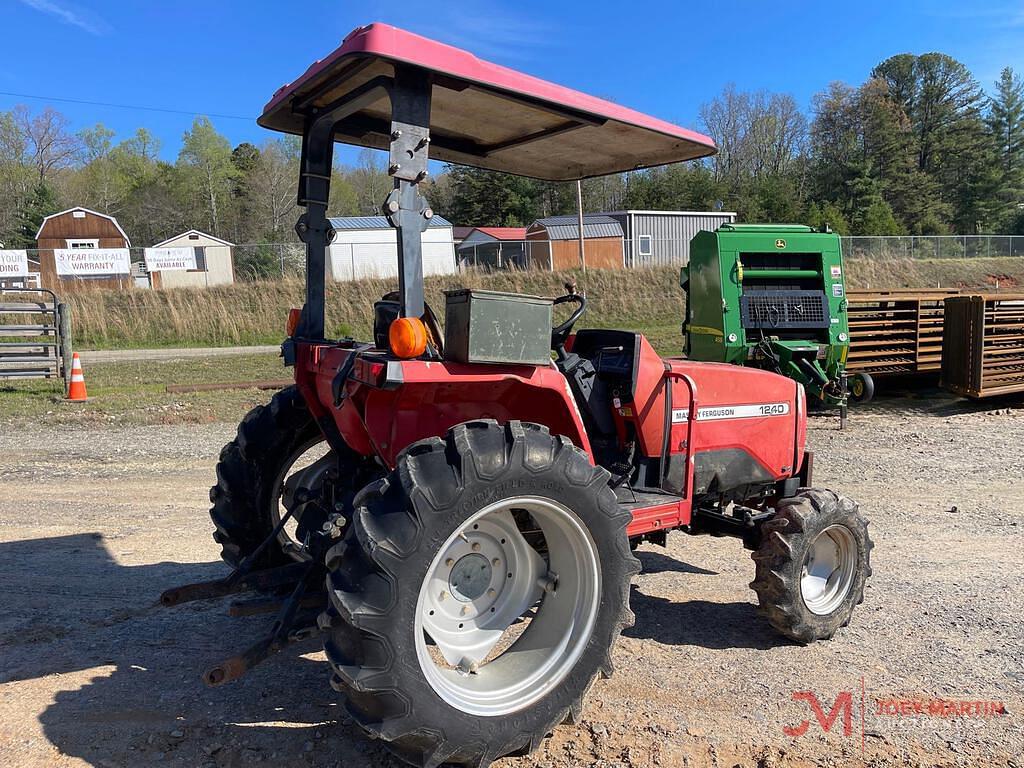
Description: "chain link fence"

(841, 235), (1024, 260)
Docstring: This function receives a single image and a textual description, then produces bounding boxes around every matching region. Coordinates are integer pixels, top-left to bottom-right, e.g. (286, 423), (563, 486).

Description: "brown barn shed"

(525, 215), (624, 270)
(35, 207), (132, 290)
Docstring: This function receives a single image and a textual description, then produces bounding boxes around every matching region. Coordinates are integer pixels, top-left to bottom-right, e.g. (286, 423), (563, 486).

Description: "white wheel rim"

(271, 437), (330, 561)
(800, 524), (856, 615)
(414, 496), (601, 716)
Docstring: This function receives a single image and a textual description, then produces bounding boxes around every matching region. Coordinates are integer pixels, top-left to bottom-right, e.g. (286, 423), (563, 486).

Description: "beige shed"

(148, 230), (235, 289)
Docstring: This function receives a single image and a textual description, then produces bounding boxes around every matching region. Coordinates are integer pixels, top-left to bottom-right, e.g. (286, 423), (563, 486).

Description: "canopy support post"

(383, 66), (433, 320)
(293, 77), (392, 340)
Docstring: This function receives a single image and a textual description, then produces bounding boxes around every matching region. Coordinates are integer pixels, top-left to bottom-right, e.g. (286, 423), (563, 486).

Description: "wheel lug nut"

(439, 591), (447, 601)
(487, 588), (496, 597)
(445, 558), (454, 567)
(460, 605), (468, 616)
(492, 558), (500, 566)
(471, 542), (481, 552)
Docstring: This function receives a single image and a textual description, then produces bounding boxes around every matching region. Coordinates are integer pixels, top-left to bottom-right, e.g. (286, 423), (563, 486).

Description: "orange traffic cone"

(67, 352), (88, 401)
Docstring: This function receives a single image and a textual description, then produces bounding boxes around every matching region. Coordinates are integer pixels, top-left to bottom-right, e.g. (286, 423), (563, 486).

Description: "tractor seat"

(558, 329), (642, 438)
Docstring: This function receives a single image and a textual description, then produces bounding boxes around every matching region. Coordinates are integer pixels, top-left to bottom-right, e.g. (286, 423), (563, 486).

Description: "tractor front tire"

(322, 420), (638, 768)
(750, 489), (872, 643)
(209, 386), (324, 569)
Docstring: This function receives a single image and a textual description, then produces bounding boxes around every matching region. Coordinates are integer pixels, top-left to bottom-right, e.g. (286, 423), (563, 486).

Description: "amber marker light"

(286, 308), (303, 337)
(389, 317), (428, 358)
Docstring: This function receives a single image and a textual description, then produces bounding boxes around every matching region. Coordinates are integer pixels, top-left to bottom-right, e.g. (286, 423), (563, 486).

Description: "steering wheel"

(551, 285), (587, 351)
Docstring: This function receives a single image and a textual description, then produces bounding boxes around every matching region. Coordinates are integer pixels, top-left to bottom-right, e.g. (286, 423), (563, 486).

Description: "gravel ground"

(0, 395), (1021, 768)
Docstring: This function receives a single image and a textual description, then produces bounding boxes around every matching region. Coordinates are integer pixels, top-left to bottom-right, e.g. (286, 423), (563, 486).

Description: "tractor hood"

(258, 23), (717, 181)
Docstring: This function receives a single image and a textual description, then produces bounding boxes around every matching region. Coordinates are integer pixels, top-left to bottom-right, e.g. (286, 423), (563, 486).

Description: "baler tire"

(849, 372), (875, 404)
(209, 385), (324, 570)
(321, 419), (639, 768)
(750, 489), (872, 644)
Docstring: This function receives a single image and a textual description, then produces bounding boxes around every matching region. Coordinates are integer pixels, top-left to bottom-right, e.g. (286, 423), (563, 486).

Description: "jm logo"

(783, 690), (854, 738)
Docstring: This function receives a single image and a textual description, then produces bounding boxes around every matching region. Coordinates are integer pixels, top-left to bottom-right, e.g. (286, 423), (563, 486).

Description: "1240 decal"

(672, 402), (791, 423)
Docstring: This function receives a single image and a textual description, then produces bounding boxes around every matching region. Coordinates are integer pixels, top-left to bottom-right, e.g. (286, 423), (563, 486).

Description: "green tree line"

(0, 110), (395, 277)
(433, 54), (1024, 237)
(2, 50), (1023, 281)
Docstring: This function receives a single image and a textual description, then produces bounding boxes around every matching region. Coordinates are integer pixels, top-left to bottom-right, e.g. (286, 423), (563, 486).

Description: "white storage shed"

(326, 215), (456, 281)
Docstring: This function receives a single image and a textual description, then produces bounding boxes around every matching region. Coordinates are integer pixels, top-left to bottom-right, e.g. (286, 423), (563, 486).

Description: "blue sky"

(3, 0), (1023, 166)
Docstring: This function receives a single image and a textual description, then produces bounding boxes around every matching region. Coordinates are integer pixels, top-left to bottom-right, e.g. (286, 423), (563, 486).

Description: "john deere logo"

(775, 238), (787, 249)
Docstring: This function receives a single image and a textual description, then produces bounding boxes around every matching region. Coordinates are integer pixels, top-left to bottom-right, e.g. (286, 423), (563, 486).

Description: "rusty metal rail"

(846, 290), (963, 376)
(942, 293), (1024, 398)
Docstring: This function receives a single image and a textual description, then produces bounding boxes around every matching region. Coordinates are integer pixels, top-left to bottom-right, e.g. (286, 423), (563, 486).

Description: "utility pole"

(576, 179), (586, 272)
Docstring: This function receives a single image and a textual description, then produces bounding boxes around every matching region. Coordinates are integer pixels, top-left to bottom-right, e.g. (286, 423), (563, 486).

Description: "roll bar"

(293, 67), (434, 338)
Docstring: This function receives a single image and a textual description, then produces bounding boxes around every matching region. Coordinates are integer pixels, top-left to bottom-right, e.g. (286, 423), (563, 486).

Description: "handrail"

(660, 367), (697, 498)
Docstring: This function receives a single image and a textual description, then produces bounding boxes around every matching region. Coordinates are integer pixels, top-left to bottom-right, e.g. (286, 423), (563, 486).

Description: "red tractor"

(163, 23), (872, 768)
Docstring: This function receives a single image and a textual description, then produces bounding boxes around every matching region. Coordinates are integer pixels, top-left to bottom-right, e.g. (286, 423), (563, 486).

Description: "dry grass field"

(27, 256), (1024, 350)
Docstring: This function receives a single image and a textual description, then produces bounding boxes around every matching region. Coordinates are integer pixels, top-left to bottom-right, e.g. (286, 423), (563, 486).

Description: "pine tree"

(847, 167), (904, 235)
(870, 53), (988, 232)
(807, 200), (851, 234)
(986, 67), (1024, 226)
(988, 67), (1024, 175)
(445, 166), (542, 226)
(859, 198), (904, 235)
(13, 182), (59, 248)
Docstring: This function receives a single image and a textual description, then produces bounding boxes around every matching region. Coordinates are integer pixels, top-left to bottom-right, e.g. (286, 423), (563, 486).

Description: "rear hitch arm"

(203, 560), (321, 686)
(159, 561), (310, 606)
(159, 502), (307, 607)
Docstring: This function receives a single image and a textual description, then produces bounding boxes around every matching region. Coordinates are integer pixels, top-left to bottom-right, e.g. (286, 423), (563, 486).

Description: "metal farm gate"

(0, 288), (71, 385)
(845, 290), (962, 376)
(942, 293), (1024, 398)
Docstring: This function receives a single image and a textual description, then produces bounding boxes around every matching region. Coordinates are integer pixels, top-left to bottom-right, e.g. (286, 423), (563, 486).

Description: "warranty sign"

(54, 248), (131, 276)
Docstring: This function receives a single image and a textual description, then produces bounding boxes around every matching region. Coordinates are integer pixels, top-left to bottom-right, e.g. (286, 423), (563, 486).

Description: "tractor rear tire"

(210, 386), (339, 570)
(322, 420), (638, 768)
(750, 489), (872, 643)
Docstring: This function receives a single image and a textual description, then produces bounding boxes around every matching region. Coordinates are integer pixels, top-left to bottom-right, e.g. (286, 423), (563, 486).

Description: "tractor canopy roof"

(258, 23), (716, 181)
